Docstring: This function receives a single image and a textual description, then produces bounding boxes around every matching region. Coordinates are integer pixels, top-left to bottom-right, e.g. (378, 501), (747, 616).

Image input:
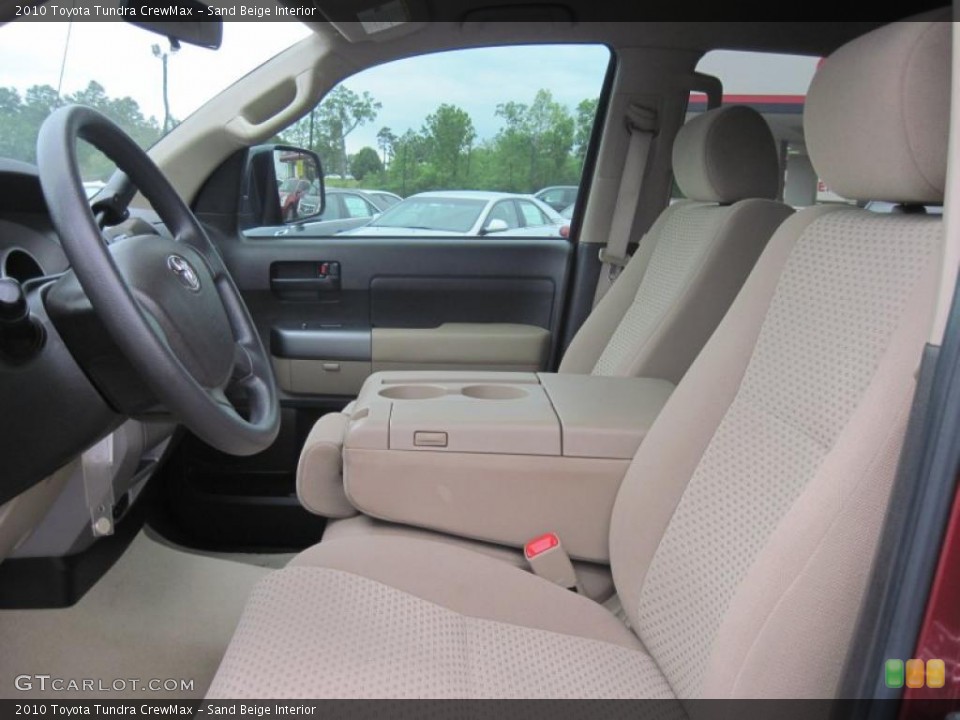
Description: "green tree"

(350, 146), (383, 181)
(281, 110), (312, 150)
(0, 81), (162, 180)
(492, 90), (577, 191)
(376, 126), (397, 167)
(422, 104), (476, 187)
(530, 90), (575, 187)
(279, 86), (381, 176)
(0, 87), (27, 161)
(288, 86), (592, 198)
(314, 85), (381, 177)
(281, 107), (337, 163)
(574, 97), (599, 166)
(0, 85), (62, 164)
(389, 129), (429, 196)
(492, 100), (531, 191)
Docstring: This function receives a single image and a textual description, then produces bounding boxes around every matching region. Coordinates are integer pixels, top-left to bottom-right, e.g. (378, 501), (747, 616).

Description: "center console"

(328, 371), (674, 563)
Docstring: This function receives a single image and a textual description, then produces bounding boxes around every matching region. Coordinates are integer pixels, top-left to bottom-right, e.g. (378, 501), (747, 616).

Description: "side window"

(517, 200), (549, 227)
(485, 201), (521, 230)
(342, 194), (376, 219)
(319, 195), (343, 221)
(542, 189), (563, 206)
(258, 44), (610, 239)
(537, 188), (576, 212)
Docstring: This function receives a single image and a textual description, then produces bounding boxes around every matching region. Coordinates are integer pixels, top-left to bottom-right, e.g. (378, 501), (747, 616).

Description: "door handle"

(270, 261), (341, 297)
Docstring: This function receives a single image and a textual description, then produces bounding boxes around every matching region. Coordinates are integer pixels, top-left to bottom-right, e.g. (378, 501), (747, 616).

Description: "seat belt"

(593, 104), (659, 306)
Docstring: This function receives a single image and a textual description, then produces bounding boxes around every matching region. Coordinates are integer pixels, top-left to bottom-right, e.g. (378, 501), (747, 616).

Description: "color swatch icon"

(906, 659), (925, 689)
(885, 658), (947, 689)
(927, 659), (946, 689)
(886, 660), (904, 689)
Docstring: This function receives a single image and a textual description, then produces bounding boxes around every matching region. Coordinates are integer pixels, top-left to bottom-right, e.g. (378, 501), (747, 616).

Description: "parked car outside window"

(534, 185), (578, 212)
(342, 191), (567, 238)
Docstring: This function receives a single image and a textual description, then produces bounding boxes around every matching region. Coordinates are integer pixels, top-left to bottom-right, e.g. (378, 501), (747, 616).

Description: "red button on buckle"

(524, 532), (559, 559)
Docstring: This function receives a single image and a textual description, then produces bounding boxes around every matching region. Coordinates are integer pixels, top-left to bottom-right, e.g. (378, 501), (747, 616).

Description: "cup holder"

(461, 385), (528, 400)
(379, 385), (447, 400)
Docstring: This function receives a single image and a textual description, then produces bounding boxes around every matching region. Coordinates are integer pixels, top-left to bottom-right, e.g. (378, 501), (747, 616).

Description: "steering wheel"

(37, 105), (280, 456)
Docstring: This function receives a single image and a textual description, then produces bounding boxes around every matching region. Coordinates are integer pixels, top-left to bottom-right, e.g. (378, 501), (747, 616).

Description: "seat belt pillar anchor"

(625, 105), (659, 135)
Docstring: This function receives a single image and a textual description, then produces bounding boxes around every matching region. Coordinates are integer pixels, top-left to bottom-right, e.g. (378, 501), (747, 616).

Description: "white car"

(341, 190), (569, 238)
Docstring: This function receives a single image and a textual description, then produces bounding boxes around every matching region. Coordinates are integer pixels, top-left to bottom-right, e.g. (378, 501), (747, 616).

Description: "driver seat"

(207, 19), (949, 698)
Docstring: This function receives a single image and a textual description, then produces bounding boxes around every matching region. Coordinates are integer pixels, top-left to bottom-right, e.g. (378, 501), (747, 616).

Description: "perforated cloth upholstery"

(207, 537), (673, 699)
(617, 207), (941, 697)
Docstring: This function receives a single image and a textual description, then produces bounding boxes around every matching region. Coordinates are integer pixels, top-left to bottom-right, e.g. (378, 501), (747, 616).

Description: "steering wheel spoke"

(174, 224), (230, 281)
(230, 342), (255, 385)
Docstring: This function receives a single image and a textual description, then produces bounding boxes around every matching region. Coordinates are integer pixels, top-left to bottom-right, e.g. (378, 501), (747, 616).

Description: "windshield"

(0, 21), (310, 183)
(370, 197), (487, 233)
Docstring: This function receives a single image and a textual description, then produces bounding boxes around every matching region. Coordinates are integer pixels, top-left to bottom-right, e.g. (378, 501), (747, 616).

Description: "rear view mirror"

(238, 145), (324, 231)
(123, 1), (223, 49)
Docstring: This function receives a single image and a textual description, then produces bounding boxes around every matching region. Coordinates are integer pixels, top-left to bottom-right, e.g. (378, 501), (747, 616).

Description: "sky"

(0, 21), (311, 123)
(0, 20), (818, 155)
(338, 44), (611, 153)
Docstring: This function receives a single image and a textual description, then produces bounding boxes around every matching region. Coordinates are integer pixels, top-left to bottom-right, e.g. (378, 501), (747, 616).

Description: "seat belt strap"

(524, 532), (583, 593)
(593, 104), (658, 307)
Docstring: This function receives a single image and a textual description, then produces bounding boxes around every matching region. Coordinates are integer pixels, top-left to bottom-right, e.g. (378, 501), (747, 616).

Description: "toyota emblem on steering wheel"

(167, 254), (201, 292)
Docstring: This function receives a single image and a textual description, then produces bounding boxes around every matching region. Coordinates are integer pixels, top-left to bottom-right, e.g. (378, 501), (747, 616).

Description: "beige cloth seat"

(210, 19), (949, 698)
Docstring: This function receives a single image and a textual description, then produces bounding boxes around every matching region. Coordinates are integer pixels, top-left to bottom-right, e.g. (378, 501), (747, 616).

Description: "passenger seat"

(560, 104), (792, 382)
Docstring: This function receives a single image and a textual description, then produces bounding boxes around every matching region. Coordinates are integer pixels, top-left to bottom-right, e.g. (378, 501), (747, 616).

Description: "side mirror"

(481, 218), (509, 235)
(238, 145), (324, 231)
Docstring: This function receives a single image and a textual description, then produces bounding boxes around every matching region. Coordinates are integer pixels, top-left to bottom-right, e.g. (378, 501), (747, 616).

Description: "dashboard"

(0, 163), (70, 279)
(0, 159), (175, 560)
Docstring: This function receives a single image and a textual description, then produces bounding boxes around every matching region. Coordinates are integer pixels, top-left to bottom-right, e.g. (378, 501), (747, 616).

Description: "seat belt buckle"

(524, 533), (580, 592)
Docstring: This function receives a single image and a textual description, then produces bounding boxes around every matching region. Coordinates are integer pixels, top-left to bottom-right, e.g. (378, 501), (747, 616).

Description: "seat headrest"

(673, 105), (780, 204)
(806, 20), (950, 205)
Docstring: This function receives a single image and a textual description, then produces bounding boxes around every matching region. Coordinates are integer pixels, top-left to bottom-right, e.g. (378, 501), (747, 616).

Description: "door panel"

(218, 235), (573, 399)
